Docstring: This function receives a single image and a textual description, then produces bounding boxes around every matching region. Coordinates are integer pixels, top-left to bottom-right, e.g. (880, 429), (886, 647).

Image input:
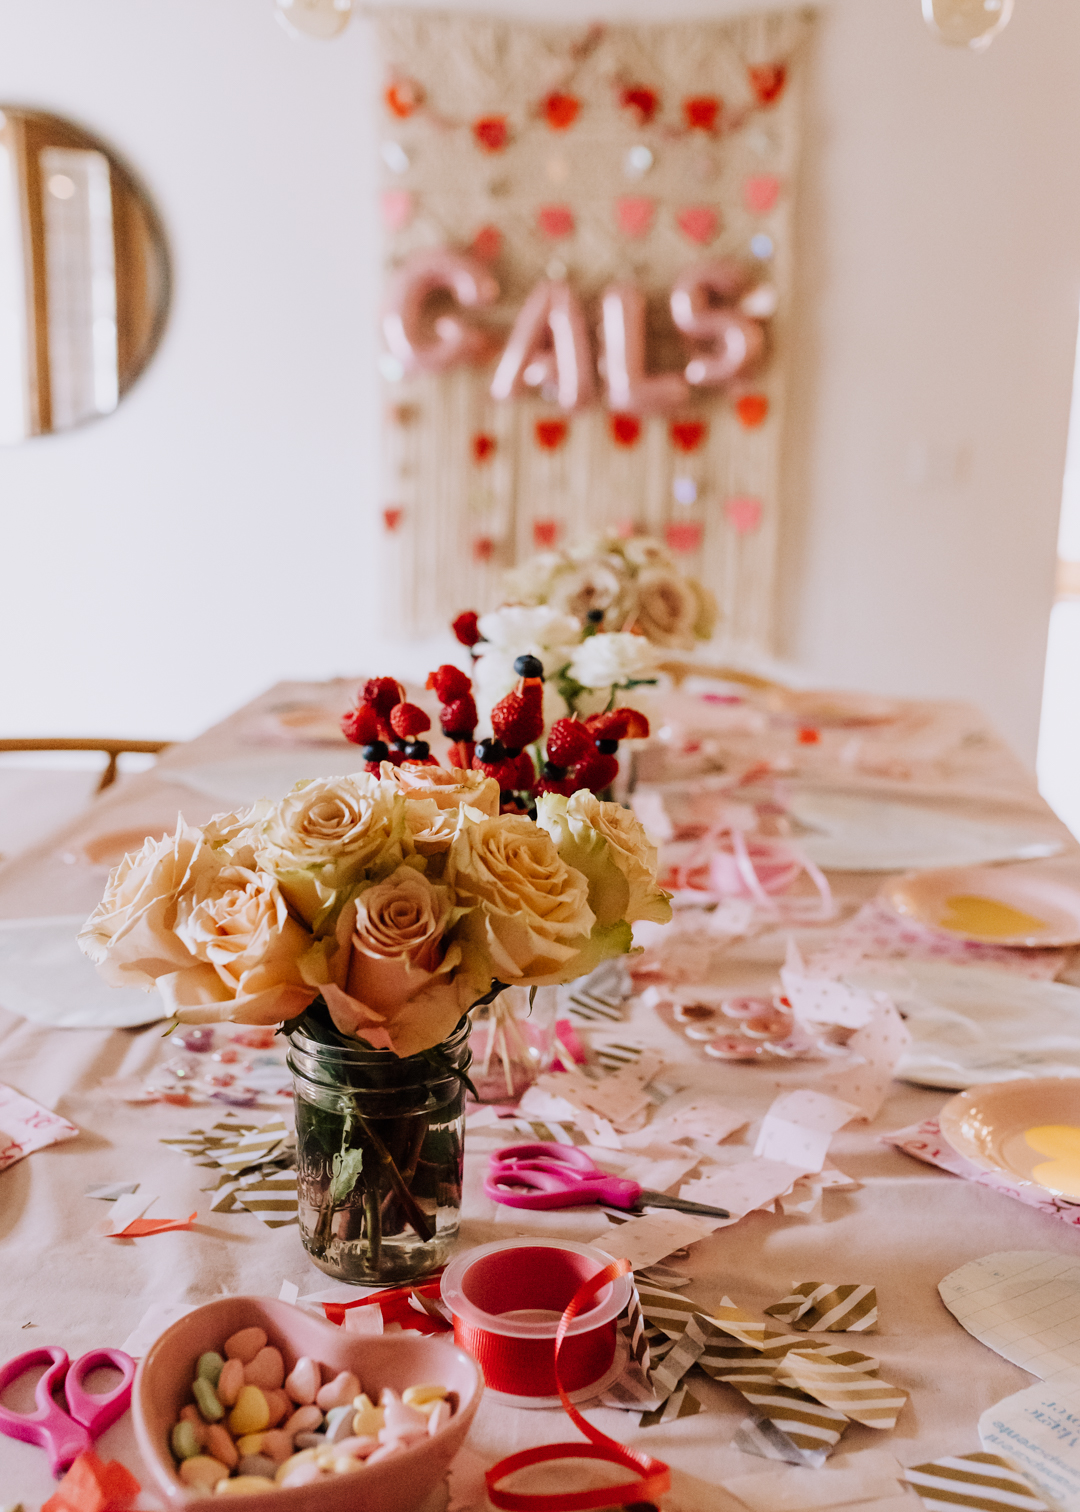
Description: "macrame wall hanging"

(375, 6), (814, 650)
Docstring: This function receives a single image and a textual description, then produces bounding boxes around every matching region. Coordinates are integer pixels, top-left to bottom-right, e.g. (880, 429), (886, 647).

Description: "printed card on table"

(0, 1081), (79, 1171)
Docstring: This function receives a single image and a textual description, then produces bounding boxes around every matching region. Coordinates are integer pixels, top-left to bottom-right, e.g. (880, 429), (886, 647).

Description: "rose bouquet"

(79, 671), (670, 1279)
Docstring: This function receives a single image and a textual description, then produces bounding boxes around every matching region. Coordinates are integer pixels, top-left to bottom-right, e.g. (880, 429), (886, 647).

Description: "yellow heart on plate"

(938, 894), (1048, 938)
(1024, 1124), (1080, 1197)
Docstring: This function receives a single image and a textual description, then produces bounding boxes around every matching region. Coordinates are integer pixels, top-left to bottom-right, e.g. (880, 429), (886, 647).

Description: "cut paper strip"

(939, 1250), (1080, 1380)
(718, 1369), (851, 1458)
(0, 1082), (79, 1171)
(816, 999), (910, 1119)
(979, 1378), (1080, 1511)
(765, 1282), (879, 1333)
(121, 1302), (198, 1359)
(649, 1320), (708, 1394)
(96, 1191), (155, 1235)
(723, 1448), (905, 1511)
(782, 942), (879, 1028)
(345, 1304), (385, 1336)
(637, 1283), (702, 1339)
(906, 1454), (1053, 1512)
(775, 1350), (906, 1429)
(85, 1181), (140, 1201)
(678, 1157), (810, 1218)
(754, 1090), (861, 1173)
(216, 1116), (291, 1175)
(621, 1149), (703, 1195)
(625, 1100), (748, 1148)
(599, 1211), (718, 1271)
(234, 1168), (299, 1228)
(116, 1211), (197, 1238)
(278, 1280), (300, 1304)
(638, 1384), (703, 1426)
(591, 1041), (644, 1074)
(733, 1413), (830, 1468)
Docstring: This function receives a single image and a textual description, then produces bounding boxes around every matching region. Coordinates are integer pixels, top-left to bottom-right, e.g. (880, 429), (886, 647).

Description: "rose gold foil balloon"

(490, 279), (596, 410)
(382, 249), (499, 376)
(276, 0), (352, 40)
(670, 261), (765, 387)
(601, 283), (689, 415)
(922, 0), (1014, 50)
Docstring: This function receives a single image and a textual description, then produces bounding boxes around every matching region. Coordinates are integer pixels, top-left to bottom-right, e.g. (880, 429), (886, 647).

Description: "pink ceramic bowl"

(133, 1296), (483, 1510)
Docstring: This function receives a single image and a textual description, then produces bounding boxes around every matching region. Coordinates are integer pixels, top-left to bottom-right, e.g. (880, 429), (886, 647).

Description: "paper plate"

(268, 701), (351, 744)
(939, 1077), (1080, 1200)
(882, 865), (1080, 947)
(768, 688), (900, 727)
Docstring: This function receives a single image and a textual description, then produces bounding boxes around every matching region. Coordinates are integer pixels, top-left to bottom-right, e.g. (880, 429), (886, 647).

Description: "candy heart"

(744, 174), (780, 214)
(381, 1388), (429, 1437)
(726, 495), (763, 533)
(544, 93), (579, 131)
(616, 196), (654, 237)
(620, 84), (659, 123)
(683, 95), (720, 131)
(205, 1424), (238, 1469)
(262, 1388), (291, 1427)
(245, 1346), (285, 1391)
(537, 204), (574, 239)
(317, 1372), (361, 1411)
(224, 1327), (267, 1364)
(216, 1358), (245, 1407)
(665, 520), (702, 554)
(284, 1356), (320, 1405)
(284, 1405), (323, 1437)
(428, 1400), (452, 1435)
(381, 190), (413, 230)
(473, 116), (508, 152)
(676, 206), (719, 245)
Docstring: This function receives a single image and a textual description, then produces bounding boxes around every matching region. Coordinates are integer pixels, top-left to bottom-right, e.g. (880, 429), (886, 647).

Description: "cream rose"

(688, 577), (719, 640)
(446, 813), (595, 986)
(547, 557), (628, 628)
(537, 791), (672, 928)
(631, 566), (703, 648)
(200, 800), (273, 867)
(161, 863), (316, 1025)
(619, 535), (675, 570)
(380, 762), (500, 817)
(567, 631), (659, 690)
(256, 773), (403, 928)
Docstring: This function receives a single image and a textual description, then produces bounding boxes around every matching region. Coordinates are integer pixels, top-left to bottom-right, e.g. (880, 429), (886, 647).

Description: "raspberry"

(440, 694), (477, 739)
(389, 702), (431, 739)
(491, 679), (544, 751)
(340, 704), (380, 745)
(363, 678), (402, 718)
(451, 611), (482, 648)
(426, 664), (472, 702)
(571, 750), (620, 793)
(546, 718), (593, 767)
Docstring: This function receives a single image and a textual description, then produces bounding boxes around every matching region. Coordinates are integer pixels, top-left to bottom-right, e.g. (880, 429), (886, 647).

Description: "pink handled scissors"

(0, 1346), (136, 1476)
(485, 1142), (729, 1219)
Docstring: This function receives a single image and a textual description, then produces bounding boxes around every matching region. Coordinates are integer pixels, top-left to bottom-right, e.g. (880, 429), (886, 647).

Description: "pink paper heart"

(380, 190), (413, 230)
(616, 196), (654, 237)
(744, 175), (780, 214)
(538, 204), (574, 239)
(666, 521), (703, 554)
(676, 206), (719, 245)
(726, 495), (762, 534)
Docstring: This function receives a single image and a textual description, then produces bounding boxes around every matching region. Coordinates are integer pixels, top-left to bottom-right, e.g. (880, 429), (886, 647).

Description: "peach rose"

(537, 790), (672, 928)
(379, 762), (500, 816)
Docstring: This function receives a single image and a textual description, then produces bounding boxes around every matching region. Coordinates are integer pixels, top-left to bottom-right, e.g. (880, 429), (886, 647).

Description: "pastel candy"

(224, 1326), (268, 1364)
(193, 1376), (225, 1422)
(178, 1455), (230, 1489)
(179, 1404), (208, 1442)
(228, 1384), (270, 1437)
(334, 1435), (379, 1458)
(217, 1358), (245, 1406)
(381, 1390), (427, 1436)
(171, 1419), (202, 1460)
(324, 1404), (355, 1444)
(238, 1454), (278, 1479)
(214, 1477), (276, 1495)
(205, 1424), (238, 1469)
(275, 1449), (317, 1483)
(294, 1432), (325, 1450)
(428, 1400), (451, 1434)
(197, 1352), (225, 1387)
(281, 1461), (323, 1487)
(351, 1394), (384, 1437)
(284, 1356), (320, 1404)
(363, 1443), (400, 1465)
(403, 1383), (447, 1407)
(235, 1433), (265, 1457)
(316, 1371), (360, 1410)
(378, 1426), (427, 1448)
(244, 1346), (285, 1391)
(283, 1405), (322, 1437)
(259, 1430), (294, 1463)
(262, 1388), (291, 1427)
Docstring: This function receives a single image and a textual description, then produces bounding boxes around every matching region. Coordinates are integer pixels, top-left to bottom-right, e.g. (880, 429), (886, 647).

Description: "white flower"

(546, 558), (629, 627)
(502, 551), (568, 604)
(567, 632), (659, 690)
(476, 604), (582, 653)
(619, 535), (675, 570)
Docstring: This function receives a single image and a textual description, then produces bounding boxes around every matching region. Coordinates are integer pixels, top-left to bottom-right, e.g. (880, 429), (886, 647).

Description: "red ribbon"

(485, 1259), (671, 1512)
(323, 1275), (449, 1336)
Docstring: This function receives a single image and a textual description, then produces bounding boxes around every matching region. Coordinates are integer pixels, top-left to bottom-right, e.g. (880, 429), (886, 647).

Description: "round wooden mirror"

(0, 107), (170, 442)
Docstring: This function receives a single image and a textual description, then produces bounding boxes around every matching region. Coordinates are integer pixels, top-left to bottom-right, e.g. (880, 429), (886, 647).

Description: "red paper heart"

(473, 536), (495, 562)
(615, 518), (636, 539)
(472, 433), (496, 463)
(670, 420), (707, 453)
(533, 518), (560, 548)
(683, 95), (720, 131)
(610, 414), (642, 447)
(473, 116), (508, 153)
(544, 93), (579, 130)
(471, 225), (502, 262)
(535, 418), (569, 450)
(385, 79), (423, 119)
(382, 507), (404, 532)
(380, 190), (413, 230)
(538, 204), (574, 239)
(726, 495), (763, 533)
(676, 206), (719, 245)
(748, 63), (786, 106)
(744, 175), (780, 214)
(666, 521), (703, 554)
(616, 197), (654, 237)
(735, 394), (769, 428)
(620, 85), (660, 123)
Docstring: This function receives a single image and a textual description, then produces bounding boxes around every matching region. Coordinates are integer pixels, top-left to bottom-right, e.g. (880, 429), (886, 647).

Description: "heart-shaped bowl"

(133, 1296), (483, 1510)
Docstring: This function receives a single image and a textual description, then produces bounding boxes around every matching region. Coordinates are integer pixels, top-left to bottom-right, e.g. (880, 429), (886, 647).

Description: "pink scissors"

(485, 1142), (729, 1219)
(0, 1346), (136, 1476)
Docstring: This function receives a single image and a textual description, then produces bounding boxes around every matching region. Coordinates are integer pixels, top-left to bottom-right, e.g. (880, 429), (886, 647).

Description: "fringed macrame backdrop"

(376, 7), (813, 649)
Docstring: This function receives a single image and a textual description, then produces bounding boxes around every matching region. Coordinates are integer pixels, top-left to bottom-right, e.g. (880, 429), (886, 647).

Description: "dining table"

(3, 672), (1080, 1512)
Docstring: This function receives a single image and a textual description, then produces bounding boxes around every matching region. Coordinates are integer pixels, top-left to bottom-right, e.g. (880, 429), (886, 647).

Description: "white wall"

(0, 0), (1077, 764)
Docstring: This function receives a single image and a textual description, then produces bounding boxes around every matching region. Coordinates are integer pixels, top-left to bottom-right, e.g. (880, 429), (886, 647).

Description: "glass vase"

(288, 1013), (470, 1284)
(468, 985), (560, 1104)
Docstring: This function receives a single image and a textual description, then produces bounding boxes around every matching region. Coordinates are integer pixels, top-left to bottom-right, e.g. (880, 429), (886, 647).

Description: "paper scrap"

(719, 1367), (851, 1458)
(626, 1099), (749, 1148)
(345, 1303), (384, 1336)
(85, 1181), (140, 1201)
(778, 1179), (823, 1219)
(776, 1350), (907, 1429)
(733, 1413), (830, 1468)
(679, 1158), (810, 1219)
(95, 1191), (155, 1235)
(906, 1454), (1052, 1512)
(278, 1280), (299, 1305)
(816, 998), (910, 1119)
(782, 942), (881, 1029)
(621, 1148), (704, 1195)
(0, 1082), (79, 1171)
(939, 1251), (1080, 1381)
(117, 1211), (196, 1238)
(766, 1282), (879, 1332)
(723, 1448), (905, 1511)
(598, 1211), (718, 1271)
(121, 1301), (198, 1358)
(979, 1379), (1080, 1512)
(638, 1383), (703, 1426)
(754, 1089), (862, 1173)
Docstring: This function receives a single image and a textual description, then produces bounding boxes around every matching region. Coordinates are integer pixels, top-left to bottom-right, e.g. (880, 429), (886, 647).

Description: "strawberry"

(340, 703), (380, 745)
(389, 702), (431, 739)
(426, 664), (472, 702)
(585, 707), (650, 741)
(440, 694), (478, 739)
(571, 750), (620, 793)
(546, 718), (593, 767)
(363, 678), (402, 718)
(536, 773), (578, 797)
(512, 749), (536, 791)
(491, 678), (543, 751)
(451, 611), (482, 648)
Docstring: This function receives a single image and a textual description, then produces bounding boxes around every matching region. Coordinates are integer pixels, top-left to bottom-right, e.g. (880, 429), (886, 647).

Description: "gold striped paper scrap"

(776, 1350), (907, 1430)
(905, 1454), (1053, 1512)
(766, 1281), (879, 1333)
(719, 1371), (851, 1456)
(216, 1117), (292, 1176)
(639, 1384), (704, 1427)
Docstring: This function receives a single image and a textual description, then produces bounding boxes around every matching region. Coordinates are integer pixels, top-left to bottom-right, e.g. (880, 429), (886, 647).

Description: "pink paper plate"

(133, 1295), (482, 1510)
(881, 865), (1080, 947)
(939, 1077), (1080, 1201)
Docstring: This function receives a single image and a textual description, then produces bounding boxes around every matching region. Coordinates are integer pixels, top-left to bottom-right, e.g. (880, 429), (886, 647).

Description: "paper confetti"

(775, 1350), (906, 1429)
(679, 1157), (810, 1219)
(85, 1181), (140, 1201)
(816, 998), (910, 1119)
(0, 1082), (79, 1172)
(623, 1099), (748, 1148)
(565, 959), (631, 1022)
(754, 1090), (861, 1173)
(638, 1384), (704, 1426)
(905, 1454), (1052, 1512)
(278, 1280), (300, 1304)
(765, 1282), (879, 1333)
(99, 1192), (197, 1238)
(733, 1413), (831, 1468)
(599, 1210), (718, 1270)
(782, 941), (881, 1028)
(163, 1115), (298, 1227)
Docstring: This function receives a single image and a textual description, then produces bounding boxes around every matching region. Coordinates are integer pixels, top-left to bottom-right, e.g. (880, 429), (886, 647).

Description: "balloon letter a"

(601, 283), (689, 415)
(490, 280), (596, 411)
(383, 249), (499, 376)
